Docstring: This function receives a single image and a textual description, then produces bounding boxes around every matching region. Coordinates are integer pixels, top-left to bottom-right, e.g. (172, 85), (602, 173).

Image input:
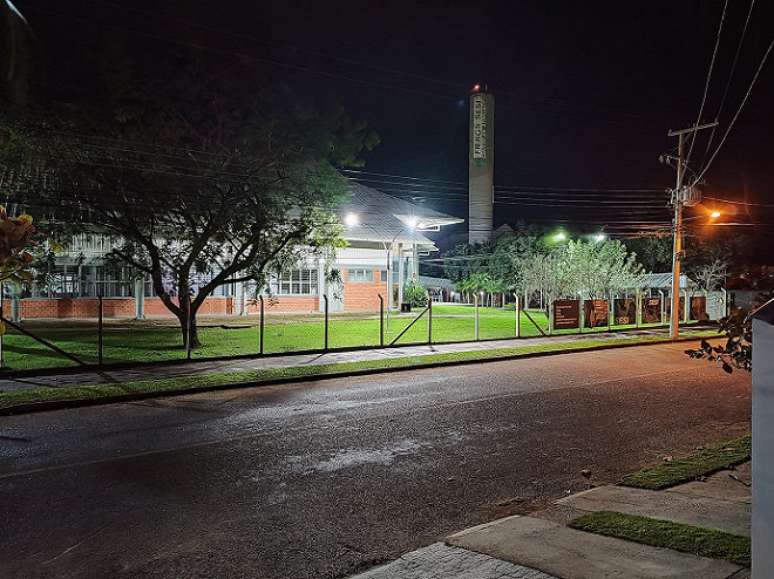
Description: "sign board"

(690, 296), (709, 321)
(666, 296), (685, 320)
(614, 298), (636, 325)
(471, 93), (488, 161)
(553, 299), (580, 330)
(584, 299), (608, 328)
(706, 291), (726, 321)
(642, 297), (661, 324)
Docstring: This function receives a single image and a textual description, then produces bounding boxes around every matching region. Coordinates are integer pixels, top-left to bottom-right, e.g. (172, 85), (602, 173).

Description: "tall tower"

(468, 84), (494, 245)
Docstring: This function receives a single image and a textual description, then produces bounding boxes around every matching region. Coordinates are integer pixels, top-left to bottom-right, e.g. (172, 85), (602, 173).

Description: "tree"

(691, 258), (727, 293)
(4, 58), (378, 347)
(0, 204), (35, 285)
(623, 236), (672, 272)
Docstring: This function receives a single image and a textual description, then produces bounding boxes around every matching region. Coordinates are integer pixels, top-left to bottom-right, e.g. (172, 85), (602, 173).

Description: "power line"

(701, 0), (757, 170)
(703, 195), (774, 208)
(83, 0), (470, 90)
(684, 0), (729, 175)
(693, 33), (774, 185)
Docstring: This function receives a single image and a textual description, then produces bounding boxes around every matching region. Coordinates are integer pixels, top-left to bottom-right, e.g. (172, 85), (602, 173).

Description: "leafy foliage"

(403, 280), (428, 308)
(2, 53), (378, 347)
(0, 205), (35, 285)
(446, 229), (644, 308)
(686, 291), (773, 373)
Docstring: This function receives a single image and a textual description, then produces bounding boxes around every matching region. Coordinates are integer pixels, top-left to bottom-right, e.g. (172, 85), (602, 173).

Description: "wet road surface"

(0, 341), (751, 578)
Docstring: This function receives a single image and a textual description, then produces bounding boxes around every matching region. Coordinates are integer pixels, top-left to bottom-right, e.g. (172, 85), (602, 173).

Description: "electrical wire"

(700, 0), (756, 170)
(693, 34), (774, 186)
(684, 0), (729, 175)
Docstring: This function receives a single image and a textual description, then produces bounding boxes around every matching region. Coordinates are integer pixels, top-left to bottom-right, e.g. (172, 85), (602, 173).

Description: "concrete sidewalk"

(349, 463), (752, 579)
(0, 326), (683, 393)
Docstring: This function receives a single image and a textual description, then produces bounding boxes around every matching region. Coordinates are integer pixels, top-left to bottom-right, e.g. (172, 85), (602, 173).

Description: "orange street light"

(709, 210), (722, 219)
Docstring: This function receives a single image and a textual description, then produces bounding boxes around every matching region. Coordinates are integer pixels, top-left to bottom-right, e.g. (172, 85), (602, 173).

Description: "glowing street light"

(709, 210), (722, 220)
(344, 212), (360, 228)
(552, 231), (567, 242)
(593, 233), (607, 243)
(405, 216), (419, 229)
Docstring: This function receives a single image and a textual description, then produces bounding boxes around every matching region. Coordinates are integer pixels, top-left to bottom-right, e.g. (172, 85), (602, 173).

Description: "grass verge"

(0, 330), (719, 414)
(619, 434), (751, 490)
(569, 511), (750, 566)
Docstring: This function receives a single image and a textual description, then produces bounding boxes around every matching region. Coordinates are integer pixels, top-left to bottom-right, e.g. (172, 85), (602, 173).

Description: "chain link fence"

(0, 291), (721, 373)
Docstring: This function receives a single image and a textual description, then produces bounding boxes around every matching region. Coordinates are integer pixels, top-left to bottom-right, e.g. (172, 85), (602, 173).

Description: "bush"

(404, 281), (428, 307)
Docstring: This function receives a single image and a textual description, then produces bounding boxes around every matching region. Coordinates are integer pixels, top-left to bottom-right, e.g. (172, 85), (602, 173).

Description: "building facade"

(6, 183), (462, 319)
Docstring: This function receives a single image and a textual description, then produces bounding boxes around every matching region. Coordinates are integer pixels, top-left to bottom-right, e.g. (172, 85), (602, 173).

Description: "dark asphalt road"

(0, 341), (751, 579)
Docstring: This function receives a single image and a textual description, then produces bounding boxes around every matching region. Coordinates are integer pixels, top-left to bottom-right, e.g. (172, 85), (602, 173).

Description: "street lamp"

(593, 232), (607, 243)
(344, 212), (360, 228)
(552, 231), (567, 243)
(710, 210), (722, 220)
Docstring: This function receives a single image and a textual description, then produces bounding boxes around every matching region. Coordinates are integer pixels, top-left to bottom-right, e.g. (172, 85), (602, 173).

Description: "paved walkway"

(0, 327), (681, 392)
(348, 463), (752, 579)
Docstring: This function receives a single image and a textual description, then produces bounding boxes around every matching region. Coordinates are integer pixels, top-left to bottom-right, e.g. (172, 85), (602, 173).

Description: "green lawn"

(619, 434), (752, 490)
(0, 305), (685, 372)
(569, 511), (750, 566)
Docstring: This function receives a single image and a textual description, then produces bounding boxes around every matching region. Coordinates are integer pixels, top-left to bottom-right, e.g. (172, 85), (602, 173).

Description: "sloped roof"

(339, 182), (463, 249)
(419, 275), (456, 290)
(641, 272), (693, 289)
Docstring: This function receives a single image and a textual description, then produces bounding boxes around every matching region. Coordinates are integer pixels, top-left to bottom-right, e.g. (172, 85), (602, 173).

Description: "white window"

(348, 268), (374, 283)
(269, 269), (318, 295)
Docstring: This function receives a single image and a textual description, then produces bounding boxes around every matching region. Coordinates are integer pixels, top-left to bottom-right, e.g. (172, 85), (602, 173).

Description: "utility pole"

(666, 122), (717, 339)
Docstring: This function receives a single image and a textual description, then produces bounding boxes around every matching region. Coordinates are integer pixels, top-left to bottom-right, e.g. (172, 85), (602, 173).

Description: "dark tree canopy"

(1, 49), (379, 346)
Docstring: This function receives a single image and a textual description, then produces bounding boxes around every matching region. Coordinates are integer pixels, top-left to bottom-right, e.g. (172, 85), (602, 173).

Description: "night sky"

(15, 0), (774, 242)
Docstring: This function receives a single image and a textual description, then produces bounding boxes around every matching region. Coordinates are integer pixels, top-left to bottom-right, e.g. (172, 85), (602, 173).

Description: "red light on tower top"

(472, 83), (481, 92)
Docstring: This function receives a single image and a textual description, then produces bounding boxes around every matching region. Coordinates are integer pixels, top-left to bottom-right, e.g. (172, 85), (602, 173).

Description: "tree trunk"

(178, 296), (202, 349)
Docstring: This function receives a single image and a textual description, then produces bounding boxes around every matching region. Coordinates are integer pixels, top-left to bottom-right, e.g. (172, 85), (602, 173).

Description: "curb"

(0, 334), (713, 417)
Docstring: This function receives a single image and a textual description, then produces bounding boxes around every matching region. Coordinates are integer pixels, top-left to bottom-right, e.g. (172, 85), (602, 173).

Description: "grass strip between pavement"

(569, 511), (750, 567)
(0, 330), (719, 413)
(619, 434), (752, 490)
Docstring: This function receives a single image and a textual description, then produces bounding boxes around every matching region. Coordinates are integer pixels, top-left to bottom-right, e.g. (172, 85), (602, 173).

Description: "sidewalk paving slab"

(557, 484), (750, 536)
(346, 542), (558, 579)
(0, 327), (694, 393)
(447, 514), (742, 579)
(665, 462), (751, 505)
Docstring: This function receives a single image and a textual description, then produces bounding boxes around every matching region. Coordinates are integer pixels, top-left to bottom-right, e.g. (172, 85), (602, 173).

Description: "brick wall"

(7, 296), (235, 319)
(143, 297), (234, 317)
(18, 298), (135, 319)
(343, 268), (386, 311)
(244, 296), (319, 314)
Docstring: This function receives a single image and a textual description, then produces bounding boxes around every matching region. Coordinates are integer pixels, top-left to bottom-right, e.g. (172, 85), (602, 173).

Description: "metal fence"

(0, 291), (722, 373)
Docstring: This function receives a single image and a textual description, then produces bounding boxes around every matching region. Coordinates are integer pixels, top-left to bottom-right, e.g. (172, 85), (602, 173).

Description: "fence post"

(578, 296), (584, 335)
(259, 295), (265, 355)
(378, 294), (384, 347)
(0, 282), (4, 369)
(608, 292), (613, 331)
(474, 293), (480, 340)
(185, 297), (192, 361)
(428, 296), (433, 344)
(323, 294), (329, 351)
(683, 289), (689, 324)
(514, 294), (521, 338)
(98, 294), (104, 366)
(548, 298), (553, 336)
(635, 288), (642, 328)
(658, 290), (666, 325)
